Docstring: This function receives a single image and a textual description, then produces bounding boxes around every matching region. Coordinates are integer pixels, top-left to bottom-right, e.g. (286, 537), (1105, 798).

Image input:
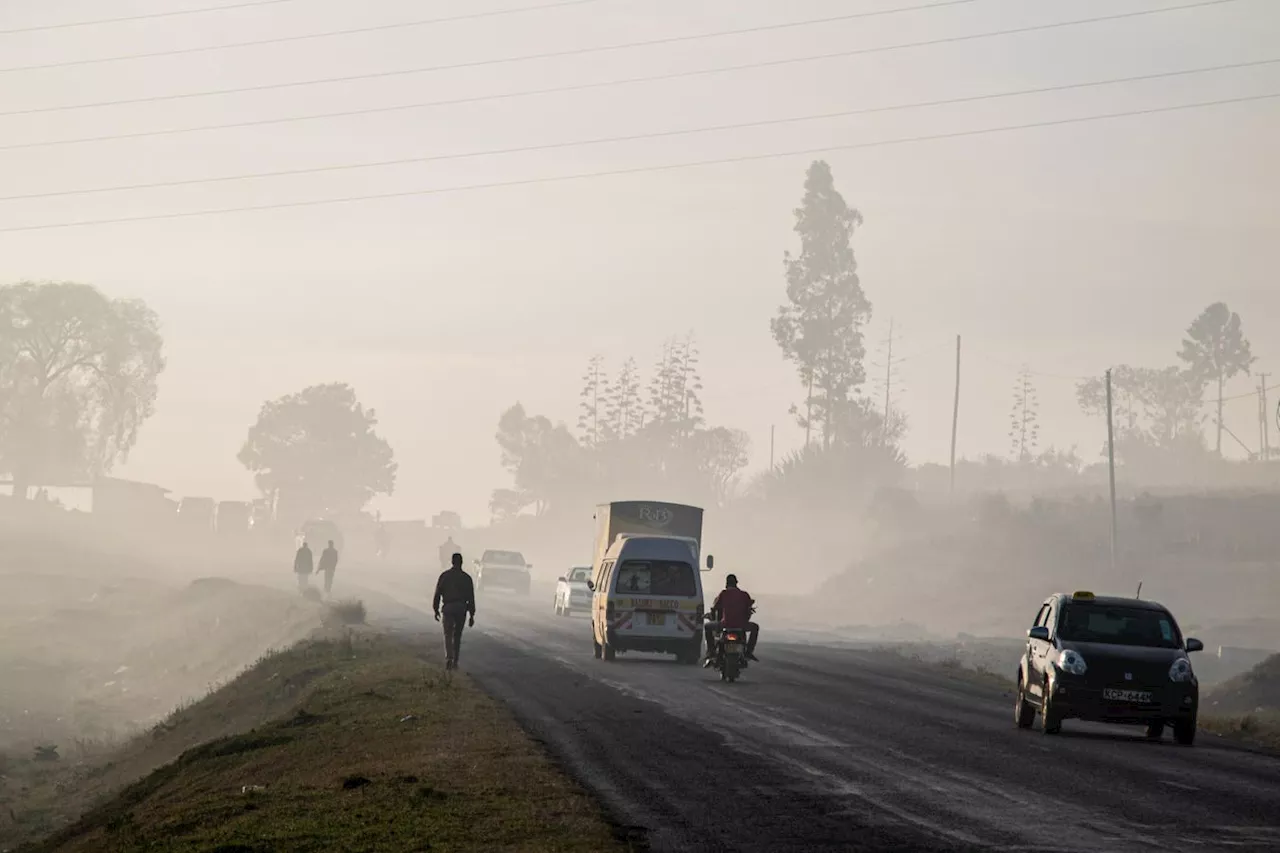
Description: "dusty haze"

(1, 0), (1276, 520)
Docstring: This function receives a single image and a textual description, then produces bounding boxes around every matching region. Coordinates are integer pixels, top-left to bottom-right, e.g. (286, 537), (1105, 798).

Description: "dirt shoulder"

(13, 631), (627, 853)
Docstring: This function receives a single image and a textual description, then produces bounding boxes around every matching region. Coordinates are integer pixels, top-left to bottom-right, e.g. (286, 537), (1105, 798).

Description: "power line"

(0, 0), (978, 75)
(0, 0), (324, 35)
(6, 52), (1274, 155)
(4, 60), (1272, 193)
(0, 0), (1237, 88)
(1, 89), (1274, 235)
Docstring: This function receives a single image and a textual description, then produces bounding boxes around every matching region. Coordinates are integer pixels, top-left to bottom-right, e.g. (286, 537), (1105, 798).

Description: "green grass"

(19, 633), (627, 853)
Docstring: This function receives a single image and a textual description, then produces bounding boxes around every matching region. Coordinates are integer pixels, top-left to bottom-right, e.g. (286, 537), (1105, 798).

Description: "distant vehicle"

(1016, 590), (1203, 744)
(215, 501), (250, 535)
(297, 518), (344, 553)
(589, 501), (712, 664)
(475, 549), (531, 595)
(554, 566), (592, 616)
(177, 497), (216, 532)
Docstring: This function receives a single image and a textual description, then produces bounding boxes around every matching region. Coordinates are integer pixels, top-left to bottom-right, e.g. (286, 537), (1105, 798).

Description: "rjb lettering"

(638, 505), (673, 526)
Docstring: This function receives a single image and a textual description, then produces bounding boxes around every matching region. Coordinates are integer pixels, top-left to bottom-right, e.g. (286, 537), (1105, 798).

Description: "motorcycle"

(706, 609), (755, 683)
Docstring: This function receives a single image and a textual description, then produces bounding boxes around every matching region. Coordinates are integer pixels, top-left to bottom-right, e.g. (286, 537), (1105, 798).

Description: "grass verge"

(1200, 711), (1280, 752)
(19, 632), (627, 853)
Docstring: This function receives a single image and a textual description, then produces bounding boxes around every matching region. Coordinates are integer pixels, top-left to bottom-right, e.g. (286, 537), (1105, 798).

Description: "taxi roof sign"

(1071, 590), (1095, 601)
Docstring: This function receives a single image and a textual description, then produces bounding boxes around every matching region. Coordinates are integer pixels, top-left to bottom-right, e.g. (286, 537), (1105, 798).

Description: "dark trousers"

(705, 622), (758, 656)
(441, 602), (469, 664)
(323, 569), (335, 595)
(296, 571), (310, 592)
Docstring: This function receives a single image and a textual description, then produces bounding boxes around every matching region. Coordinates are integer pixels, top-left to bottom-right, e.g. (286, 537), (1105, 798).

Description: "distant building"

(432, 510), (462, 530)
(92, 477), (173, 521)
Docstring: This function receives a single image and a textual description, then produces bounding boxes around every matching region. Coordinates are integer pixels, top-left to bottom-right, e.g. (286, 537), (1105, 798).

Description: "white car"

(554, 566), (593, 616)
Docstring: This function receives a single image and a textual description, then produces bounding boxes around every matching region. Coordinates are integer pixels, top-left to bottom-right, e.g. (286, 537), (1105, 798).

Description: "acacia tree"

(492, 402), (585, 518)
(0, 281), (164, 497)
(238, 383), (396, 521)
(771, 161), (872, 449)
(1178, 302), (1253, 455)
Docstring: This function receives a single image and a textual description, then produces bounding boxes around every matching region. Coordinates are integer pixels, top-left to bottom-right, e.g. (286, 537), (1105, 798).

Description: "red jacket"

(712, 587), (754, 628)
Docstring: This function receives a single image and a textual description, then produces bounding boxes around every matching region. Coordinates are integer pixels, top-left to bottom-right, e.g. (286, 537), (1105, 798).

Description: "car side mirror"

(527, 563), (534, 570)
(706, 555), (714, 570)
(586, 580), (595, 591)
(1185, 637), (1204, 653)
(1027, 626), (1050, 642)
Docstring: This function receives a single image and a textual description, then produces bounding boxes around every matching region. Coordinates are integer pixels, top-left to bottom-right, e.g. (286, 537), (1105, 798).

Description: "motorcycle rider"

(433, 552), (476, 671)
(703, 573), (759, 667)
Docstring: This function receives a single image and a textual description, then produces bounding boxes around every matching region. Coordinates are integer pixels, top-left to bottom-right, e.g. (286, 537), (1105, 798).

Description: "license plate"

(724, 642), (743, 653)
(1103, 688), (1152, 703)
(645, 612), (666, 626)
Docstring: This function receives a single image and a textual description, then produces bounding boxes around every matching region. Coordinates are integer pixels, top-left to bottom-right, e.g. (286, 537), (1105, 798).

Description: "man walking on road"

(318, 540), (339, 596)
(293, 540), (314, 593)
(433, 552), (476, 670)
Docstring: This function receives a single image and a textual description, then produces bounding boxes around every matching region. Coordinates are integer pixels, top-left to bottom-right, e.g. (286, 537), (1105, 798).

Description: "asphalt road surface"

(360, 575), (1280, 853)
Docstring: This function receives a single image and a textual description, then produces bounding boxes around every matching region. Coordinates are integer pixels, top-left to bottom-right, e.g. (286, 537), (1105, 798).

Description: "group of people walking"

(291, 537), (477, 671)
(293, 539), (340, 595)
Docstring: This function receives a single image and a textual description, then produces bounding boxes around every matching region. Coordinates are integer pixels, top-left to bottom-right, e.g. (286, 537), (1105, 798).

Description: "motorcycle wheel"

(722, 655), (740, 683)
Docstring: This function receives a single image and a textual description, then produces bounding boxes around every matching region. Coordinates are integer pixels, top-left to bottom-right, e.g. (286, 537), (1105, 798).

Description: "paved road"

(361, 575), (1280, 853)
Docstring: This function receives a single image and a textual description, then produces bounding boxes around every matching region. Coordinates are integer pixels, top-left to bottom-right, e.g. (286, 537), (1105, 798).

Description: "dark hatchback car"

(1015, 591), (1204, 744)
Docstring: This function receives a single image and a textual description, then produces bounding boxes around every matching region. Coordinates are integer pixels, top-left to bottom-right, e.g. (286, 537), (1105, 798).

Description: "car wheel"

(1146, 721), (1165, 741)
(1173, 717), (1196, 746)
(1015, 677), (1036, 729)
(592, 634), (602, 659)
(1041, 680), (1062, 735)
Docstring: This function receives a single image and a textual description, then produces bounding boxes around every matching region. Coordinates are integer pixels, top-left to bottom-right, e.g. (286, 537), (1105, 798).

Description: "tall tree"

(238, 383), (396, 521)
(576, 354), (608, 447)
(0, 281), (164, 497)
(492, 402), (585, 518)
(605, 357), (642, 440)
(771, 161), (871, 449)
(1009, 366), (1040, 462)
(1178, 302), (1253, 455)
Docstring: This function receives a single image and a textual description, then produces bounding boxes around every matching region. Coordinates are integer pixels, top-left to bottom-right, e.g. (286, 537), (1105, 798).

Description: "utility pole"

(1106, 368), (1118, 573)
(883, 318), (894, 431)
(950, 335), (961, 497)
(1260, 374), (1271, 461)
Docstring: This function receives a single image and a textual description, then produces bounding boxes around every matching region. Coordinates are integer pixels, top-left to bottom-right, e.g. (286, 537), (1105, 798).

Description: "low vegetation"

(12, 632), (624, 853)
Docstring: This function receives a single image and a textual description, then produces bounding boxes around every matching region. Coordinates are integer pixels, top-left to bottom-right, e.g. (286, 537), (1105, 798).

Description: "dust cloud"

(2, 0), (1279, 840)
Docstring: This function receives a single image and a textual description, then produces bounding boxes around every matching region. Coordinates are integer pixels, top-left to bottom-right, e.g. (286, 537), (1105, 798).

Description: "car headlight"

(1169, 657), (1194, 683)
(1056, 649), (1087, 676)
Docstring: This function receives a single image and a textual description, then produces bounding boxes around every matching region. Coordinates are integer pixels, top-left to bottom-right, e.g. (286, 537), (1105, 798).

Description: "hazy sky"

(1, 0), (1277, 522)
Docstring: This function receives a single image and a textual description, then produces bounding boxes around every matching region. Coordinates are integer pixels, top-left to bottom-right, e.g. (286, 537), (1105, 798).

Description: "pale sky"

(1, 0), (1277, 522)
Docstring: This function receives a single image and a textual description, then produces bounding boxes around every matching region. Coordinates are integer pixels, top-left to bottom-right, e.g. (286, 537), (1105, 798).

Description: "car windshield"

(1058, 604), (1182, 649)
(614, 560), (696, 597)
(483, 550), (525, 565)
(568, 568), (591, 582)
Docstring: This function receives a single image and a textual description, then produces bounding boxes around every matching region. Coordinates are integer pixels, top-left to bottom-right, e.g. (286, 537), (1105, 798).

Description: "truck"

(588, 501), (712, 664)
(591, 500), (705, 577)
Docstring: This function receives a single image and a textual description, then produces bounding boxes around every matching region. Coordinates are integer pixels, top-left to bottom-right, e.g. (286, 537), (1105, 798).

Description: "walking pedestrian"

(432, 552), (475, 670)
(293, 540), (313, 593)
(318, 540), (339, 596)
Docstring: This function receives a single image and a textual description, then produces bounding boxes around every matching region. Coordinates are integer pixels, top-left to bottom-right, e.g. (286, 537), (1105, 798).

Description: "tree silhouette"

(605, 357), (642, 441)
(0, 281), (164, 497)
(238, 383), (396, 521)
(1009, 366), (1040, 462)
(771, 161), (871, 450)
(1178, 302), (1253, 455)
(576, 354), (608, 447)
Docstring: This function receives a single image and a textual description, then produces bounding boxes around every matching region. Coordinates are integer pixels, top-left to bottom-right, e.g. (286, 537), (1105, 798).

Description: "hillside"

(1206, 653), (1280, 715)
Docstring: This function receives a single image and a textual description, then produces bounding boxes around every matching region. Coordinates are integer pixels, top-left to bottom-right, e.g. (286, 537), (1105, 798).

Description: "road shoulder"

(19, 631), (625, 853)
